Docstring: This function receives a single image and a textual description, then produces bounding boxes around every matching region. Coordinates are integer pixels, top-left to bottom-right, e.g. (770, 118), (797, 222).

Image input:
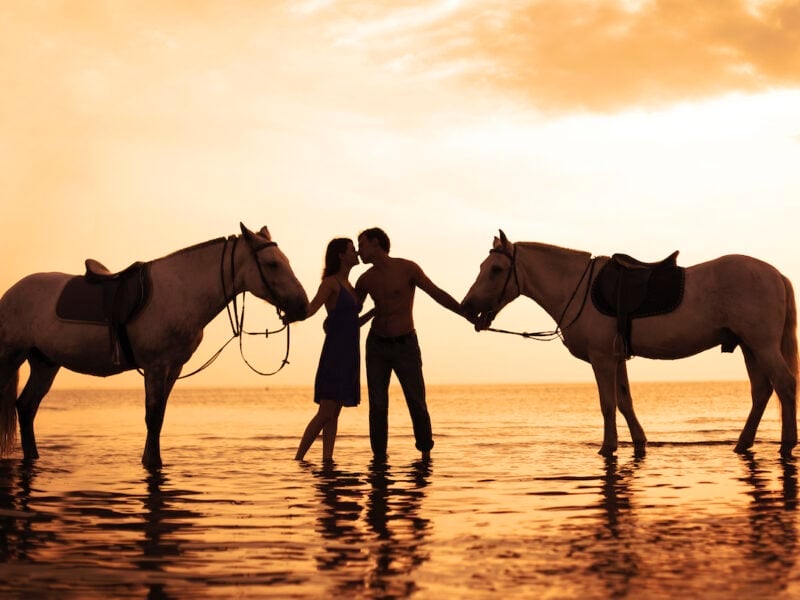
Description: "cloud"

(468, 0), (800, 112)
(317, 0), (800, 113)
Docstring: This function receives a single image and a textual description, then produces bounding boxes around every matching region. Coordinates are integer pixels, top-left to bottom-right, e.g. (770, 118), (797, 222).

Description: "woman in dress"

(295, 238), (373, 461)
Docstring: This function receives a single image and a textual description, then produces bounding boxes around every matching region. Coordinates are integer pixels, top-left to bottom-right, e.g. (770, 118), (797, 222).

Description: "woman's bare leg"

(322, 403), (342, 461)
(295, 400), (341, 460)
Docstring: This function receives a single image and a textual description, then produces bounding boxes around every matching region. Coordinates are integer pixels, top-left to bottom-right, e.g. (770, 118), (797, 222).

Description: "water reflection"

(0, 460), (50, 563)
(364, 458), (432, 597)
(582, 456), (642, 598)
(307, 459), (432, 598)
(739, 454), (797, 585)
(136, 469), (202, 599)
(309, 463), (367, 582)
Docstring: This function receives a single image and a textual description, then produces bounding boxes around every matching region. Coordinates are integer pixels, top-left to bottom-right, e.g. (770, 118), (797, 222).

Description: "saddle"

(591, 251), (685, 358)
(56, 259), (152, 366)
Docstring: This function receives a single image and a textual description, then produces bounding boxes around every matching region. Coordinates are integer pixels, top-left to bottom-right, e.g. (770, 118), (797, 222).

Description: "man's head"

(357, 227), (390, 263)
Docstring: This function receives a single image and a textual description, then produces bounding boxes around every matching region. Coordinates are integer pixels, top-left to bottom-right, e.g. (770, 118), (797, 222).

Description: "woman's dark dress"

(314, 283), (360, 407)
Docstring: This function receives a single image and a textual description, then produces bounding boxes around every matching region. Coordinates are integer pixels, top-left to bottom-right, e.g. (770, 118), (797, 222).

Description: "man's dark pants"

(365, 330), (434, 457)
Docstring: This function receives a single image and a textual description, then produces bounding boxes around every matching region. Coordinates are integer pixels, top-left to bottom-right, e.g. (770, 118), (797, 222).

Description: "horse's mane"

(516, 241), (592, 259)
(161, 236), (228, 260)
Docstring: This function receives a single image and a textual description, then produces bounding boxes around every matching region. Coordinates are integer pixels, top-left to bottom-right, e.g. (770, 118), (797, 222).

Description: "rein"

(138, 234), (292, 379)
(485, 245), (597, 342)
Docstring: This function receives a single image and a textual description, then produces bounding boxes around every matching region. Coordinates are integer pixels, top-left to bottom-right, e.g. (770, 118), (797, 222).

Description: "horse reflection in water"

(561, 457), (642, 598)
(0, 461), (40, 564)
(740, 454), (798, 581)
(559, 454), (800, 597)
(462, 231), (798, 458)
(308, 459), (432, 597)
(0, 223), (308, 469)
(136, 470), (200, 584)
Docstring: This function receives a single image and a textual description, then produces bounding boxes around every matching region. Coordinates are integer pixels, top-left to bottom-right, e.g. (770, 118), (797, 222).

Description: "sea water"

(0, 382), (798, 598)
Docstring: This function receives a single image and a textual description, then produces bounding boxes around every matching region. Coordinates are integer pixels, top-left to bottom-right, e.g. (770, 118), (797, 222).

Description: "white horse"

(461, 231), (798, 457)
(0, 223), (308, 469)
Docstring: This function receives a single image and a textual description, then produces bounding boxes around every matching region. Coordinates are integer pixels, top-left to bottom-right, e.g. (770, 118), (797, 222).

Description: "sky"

(1, 0), (799, 389)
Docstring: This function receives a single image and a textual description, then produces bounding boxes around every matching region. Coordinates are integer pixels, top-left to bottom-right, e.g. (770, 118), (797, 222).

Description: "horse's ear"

(240, 222), (255, 240)
(259, 226), (272, 241)
(499, 229), (508, 245)
(492, 236), (502, 249)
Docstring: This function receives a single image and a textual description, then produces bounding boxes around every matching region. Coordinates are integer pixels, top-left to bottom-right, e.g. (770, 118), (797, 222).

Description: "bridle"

(138, 234), (292, 379)
(220, 235), (292, 377)
(484, 244), (519, 327)
(483, 243), (597, 342)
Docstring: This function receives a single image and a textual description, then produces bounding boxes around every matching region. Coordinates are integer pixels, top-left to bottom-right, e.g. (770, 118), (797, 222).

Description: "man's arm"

(412, 262), (467, 318)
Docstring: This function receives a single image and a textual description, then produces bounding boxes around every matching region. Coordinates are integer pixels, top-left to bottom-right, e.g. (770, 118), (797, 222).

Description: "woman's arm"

(306, 278), (336, 319)
(358, 307), (375, 327)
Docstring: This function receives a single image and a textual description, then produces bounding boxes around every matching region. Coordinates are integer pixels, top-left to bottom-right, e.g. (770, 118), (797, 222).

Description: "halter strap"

(488, 244), (519, 320)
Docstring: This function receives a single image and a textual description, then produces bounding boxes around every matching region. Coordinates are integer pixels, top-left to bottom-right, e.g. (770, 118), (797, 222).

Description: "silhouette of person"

(294, 238), (373, 461)
(355, 227), (472, 460)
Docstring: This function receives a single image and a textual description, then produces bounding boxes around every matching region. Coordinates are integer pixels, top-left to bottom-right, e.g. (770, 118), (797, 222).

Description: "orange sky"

(1, 0), (799, 388)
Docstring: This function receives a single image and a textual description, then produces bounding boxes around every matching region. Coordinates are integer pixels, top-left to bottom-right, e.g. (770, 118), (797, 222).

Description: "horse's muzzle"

(461, 299), (493, 331)
(281, 297), (309, 323)
(473, 311), (495, 332)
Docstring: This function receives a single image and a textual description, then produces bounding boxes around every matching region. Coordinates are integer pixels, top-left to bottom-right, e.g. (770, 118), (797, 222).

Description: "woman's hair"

(322, 238), (353, 279)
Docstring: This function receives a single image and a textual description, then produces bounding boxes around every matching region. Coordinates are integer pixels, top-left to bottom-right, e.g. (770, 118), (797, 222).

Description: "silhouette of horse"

(462, 231), (797, 458)
(0, 223), (308, 469)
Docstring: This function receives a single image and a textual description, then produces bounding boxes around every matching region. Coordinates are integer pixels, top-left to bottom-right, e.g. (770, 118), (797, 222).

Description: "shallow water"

(1, 382), (798, 598)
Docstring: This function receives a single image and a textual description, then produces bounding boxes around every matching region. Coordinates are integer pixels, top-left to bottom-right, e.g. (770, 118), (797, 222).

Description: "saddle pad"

(591, 260), (686, 319)
(56, 276), (112, 324)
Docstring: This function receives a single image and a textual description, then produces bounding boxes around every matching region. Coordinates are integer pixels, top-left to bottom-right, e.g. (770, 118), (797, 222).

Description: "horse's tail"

(782, 275), (798, 387)
(0, 368), (18, 456)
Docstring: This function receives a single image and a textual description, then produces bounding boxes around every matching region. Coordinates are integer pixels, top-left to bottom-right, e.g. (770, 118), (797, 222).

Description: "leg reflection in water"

(309, 462), (366, 577)
(364, 458), (432, 597)
(136, 469), (202, 599)
(739, 453), (798, 584)
(307, 458), (433, 597)
(0, 461), (40, 563)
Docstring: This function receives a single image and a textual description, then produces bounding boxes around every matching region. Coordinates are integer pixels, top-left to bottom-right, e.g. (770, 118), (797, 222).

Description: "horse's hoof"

(780, 444), (795, 458)
(633, 442), (647, 458)
(598, 446), (616, 457)
(733, 443), (752, 454)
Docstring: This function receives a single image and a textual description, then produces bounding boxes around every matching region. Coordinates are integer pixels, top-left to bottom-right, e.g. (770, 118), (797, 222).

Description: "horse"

(0, 223), (309, 469)
(461, 230), (798, 458)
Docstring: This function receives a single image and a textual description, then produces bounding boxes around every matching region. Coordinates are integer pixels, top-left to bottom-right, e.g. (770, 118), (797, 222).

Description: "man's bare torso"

(357, 257), (418, 337)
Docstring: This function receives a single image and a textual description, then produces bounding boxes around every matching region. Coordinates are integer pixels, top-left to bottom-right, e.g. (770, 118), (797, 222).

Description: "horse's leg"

(16, 351), (60, 461)
(615, 362), (647, 457)
(736, 351), (797, 456)
(591, 357), (619, 457)
(768, 351), (798, 456)
(141, 366), (180, 470)
(734, 347), (773, 454)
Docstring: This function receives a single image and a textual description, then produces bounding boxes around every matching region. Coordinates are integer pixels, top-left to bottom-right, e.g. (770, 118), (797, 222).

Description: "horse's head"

(240, 223), (309, 322)
(461, 229), (519, 331)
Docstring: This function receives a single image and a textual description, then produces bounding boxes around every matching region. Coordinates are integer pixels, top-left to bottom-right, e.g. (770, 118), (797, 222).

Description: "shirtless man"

(355, 227), (470, 460)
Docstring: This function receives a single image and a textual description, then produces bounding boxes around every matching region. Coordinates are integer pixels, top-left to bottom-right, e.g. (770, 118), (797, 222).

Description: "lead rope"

(236, 292), (291, 376)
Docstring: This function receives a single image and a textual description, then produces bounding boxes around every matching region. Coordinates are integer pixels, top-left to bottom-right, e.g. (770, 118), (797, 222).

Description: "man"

(355, 227), (471, 460)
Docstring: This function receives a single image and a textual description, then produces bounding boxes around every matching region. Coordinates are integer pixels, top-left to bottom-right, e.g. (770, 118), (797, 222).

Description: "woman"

(295, 238), (373, 461)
